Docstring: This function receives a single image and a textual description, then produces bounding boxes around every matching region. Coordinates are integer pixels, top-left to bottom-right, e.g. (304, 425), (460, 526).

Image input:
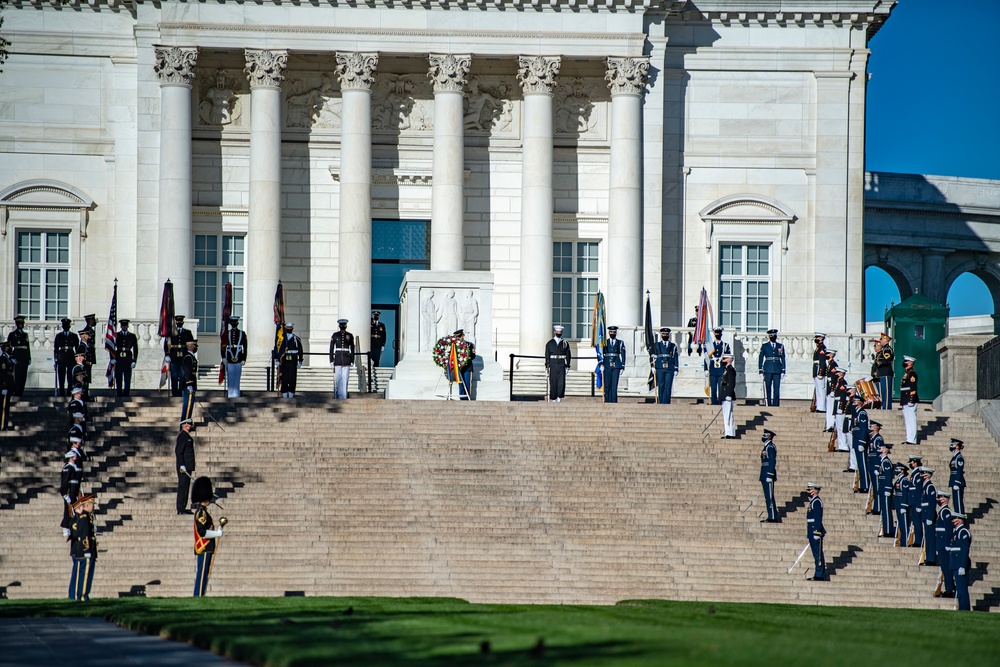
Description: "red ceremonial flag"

(158, 280), (177, 340)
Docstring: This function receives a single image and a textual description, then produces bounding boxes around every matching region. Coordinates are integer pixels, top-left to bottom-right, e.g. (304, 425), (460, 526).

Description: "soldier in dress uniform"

(651, 327), (679, 404)
(949, 438), (966, 515)
(823, 350), (840, 434)
(78, 328), (96, 391)
(175, 419), (196, 514)
(191, 476), (225, 597)
(806, 483), (827, 581)
(685, 306), (701, 356)
(113, 319), (139, 397)
(919, 468), (939, 565)
(164, 315), (194, 397)
(874, 332), (894, 410)
(908, 456), (926, 547)
(875, 439), (895, 538)
(851, 394), (870, 495)
(221, 316), (248, 398)
(454, 329), (476, 400)
(545, 325), (572, 403)
(601, 326), (626, 403)
(68, 385), (88, 423)
(900, 355), (919, 444)
(59, 448), (83, 537)
(68, 412), (87, 446)
(7, 315), (31, 395)
(757, 329), (785, 407)
(54, 318), (79, 396)
(835, 370), (854, 456)
(866, 420), (884, 514)
(720, 353), (737, 439)
(68, 493), (98, 601)
(0, 341), (14, 431)
(80, 314), (97, 341)
(370, 311), (387, 367)
(934, 490), (955, 598)
(71, 349), (90, 403)
(329, 319), (355, 399)
(759, 429), (778, 522)
(946, 513), (972, 610)
(812, 333), (828, 413)
(893, 462), (912, 547)
(180, 340), (199, 423)
(705, 328), (731, 406)
(277, 322), (303, 398)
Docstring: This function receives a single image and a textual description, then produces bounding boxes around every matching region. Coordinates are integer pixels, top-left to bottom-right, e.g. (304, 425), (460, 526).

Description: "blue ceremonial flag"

(590, 291), (606, 389)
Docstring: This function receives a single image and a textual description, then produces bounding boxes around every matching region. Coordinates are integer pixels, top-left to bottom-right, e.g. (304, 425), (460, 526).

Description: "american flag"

(104, 280), (118, 388)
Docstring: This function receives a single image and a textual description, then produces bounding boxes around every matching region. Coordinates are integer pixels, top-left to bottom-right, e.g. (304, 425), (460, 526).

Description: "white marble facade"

(0, 1), (897, 387)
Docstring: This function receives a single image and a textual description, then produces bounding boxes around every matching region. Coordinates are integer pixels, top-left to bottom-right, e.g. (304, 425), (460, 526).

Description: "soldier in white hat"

(222, 316), (248, 398)
(900, 355), (919, 444)
(720, 352), (737, 438)
(806, 483), (827, 581)
(544, 325), (571, 402)
(329, 319), (355, 399)
(812, 333), (828, 413)
(277, 322), (303, 398)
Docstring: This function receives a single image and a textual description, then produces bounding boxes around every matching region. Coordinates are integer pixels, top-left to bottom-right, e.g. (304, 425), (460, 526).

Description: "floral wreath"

(432, 336), (472, 373)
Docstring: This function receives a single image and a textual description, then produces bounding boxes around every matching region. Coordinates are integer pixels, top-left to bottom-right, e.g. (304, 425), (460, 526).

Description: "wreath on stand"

(432, 335), (472, 381)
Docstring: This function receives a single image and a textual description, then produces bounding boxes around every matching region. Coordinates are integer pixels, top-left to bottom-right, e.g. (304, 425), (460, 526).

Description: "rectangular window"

(194, 233), (245, 334)
(16, 231), (70, 320)
(552, 241), (600, 339)
(719, 243), (770, 332)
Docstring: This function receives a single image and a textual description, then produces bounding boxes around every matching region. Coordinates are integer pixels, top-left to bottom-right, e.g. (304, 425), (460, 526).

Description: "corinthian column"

(336, 52), (379, 350)
(244, 49), (288, 361)
(154, 45), (198, 317)
(606, 56), (649, 328)
(517, 55), (560, 356)
(428, 54), (472, 272)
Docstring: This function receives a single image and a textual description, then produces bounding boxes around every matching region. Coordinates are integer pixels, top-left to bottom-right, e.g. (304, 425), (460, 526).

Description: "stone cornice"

(669, 0), (896, 39)
(16, 0), (685, 13)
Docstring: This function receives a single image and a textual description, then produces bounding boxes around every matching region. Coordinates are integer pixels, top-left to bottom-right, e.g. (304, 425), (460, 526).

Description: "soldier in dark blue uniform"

(934, 490), (955, 598)
(192, 476), (225, 596)
(893, 462), (910, 547)
(601, 326), (626, 403)
(54, 318), (79, 397)
(68, 493), (97, 601)
(0, 341), (14, 431)
(7, 315), (31, 396)
(454, 329), (476, 400)
(164, 315), (194, 397)
(329, 319), (355, 399)
(946, 513), (972, 610)
(176, 419), (196, 514)
(180, 340), (199, 423)
(705, 328), (731, 406)
(759, 429), (778, 522)
(370, 311), (387, 367)
(812, 333), (828, 413)
(544, 325), (571, 403)
(114, 319), (139, 397)
(720, 353), (737, 438)
(851, 394), (870, 494)
(949, 438), (966, 515)
(651, 327), (679, 404)
(919, 468), (939, 565)
(874, 331), (894, 410)
(757, 329), (785, 406)
(59, 448), (83, 537)
(71, 349), (90, 403)
(867, 421), (885, 515)
(806, 483), (827, 581)
(68, 385), (88, 424)
(277, 322), (303, 398)
(876, 440), (895, 537)
(907, 456), (925, 547)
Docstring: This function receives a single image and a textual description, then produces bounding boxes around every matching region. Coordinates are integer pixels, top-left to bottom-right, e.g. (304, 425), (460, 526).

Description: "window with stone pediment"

(16, 231), (70, 320)
(719, 243), (770, 333)
(553, 240), (600, 339)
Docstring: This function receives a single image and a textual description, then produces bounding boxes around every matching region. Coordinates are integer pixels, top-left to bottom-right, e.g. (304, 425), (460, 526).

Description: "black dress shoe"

(807, 577), (829, 581)
(843, 468), (855, 473)
(177, 509), (193, 515)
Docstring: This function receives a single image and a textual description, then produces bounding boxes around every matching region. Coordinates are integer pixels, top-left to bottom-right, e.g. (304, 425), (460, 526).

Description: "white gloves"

(131, 362), (136, 369)
(704, 370), (709, 377)
(330, 362), (336, 369)
(84, 553), (92, 558)
(297, 363), (302, 369)
(164, 356), (170, 365)
(782, 373), (786, 379)
(205, 528), (223, 539)
(958, 567), (966, 576)
(179, 466), (187, 472)
(64, 495), (72, 504)
(1, 389), (7, 396)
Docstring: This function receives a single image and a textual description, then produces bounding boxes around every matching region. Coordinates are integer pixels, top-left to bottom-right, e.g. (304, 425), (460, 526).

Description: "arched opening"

(865, 265), (902, 328)
(946, 271), (996, 335)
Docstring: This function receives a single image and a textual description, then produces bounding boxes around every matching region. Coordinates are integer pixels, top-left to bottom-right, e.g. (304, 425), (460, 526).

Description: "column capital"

(428, 54), (472, 93)
(153, 46), (198, 88)
(517, 56), (561, 95)
(335, 52), (380, 91)
(244, 49), (288, 90)
(606, 56), (650, 97)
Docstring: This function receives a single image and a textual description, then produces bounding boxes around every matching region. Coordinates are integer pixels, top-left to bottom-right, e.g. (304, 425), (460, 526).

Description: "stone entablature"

(25, 0), (686, 13)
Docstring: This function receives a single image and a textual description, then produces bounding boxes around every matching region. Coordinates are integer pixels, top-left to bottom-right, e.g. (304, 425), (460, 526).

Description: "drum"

(854, 377), (881, 408)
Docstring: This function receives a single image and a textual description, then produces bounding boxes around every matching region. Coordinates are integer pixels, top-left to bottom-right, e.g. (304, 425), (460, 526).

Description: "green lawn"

(2, 597), (997, 666)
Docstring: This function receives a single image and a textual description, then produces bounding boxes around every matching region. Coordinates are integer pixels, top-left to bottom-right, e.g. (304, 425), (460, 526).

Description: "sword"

(701, 407), (723, 434)
(788, 543), (811, 574)
(741, 491), (761, 515)
(196, 401), (226, 432)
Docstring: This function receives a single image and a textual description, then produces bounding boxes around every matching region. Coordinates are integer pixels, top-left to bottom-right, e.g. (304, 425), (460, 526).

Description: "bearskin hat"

(191, 476), (214, 504)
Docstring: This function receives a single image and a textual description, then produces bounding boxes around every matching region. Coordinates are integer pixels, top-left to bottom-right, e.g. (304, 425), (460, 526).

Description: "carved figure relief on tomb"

(554, 77), (601, 136)
(285, 73), (343, 130)
(463, 77), (516, 134)
(371, 74), (433, 133)
(198, 68), (244, 127)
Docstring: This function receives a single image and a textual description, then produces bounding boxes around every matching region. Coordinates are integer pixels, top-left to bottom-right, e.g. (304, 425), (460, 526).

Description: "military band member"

(900, 355), (919, 444)
(59, 448), (83, 537)
(221, 316), (248, 398)
(68, 493), (98, 601)
(191, 476), (224, 597)
(720, 353), (737, 439)
(705, 328), (731, 406)
(806, 483), (827, 581)
(893, 462), (911, 547)
(812, 333), (828, 412)
(866, 421), (884, 514)
(370, 311), (387, 367)
(851, 394), (870, 494)
(176, 419), (196, 514)
(7, 315), (31, 395)
(277, 322), (303, 398)
(602, 326), (626, 403)
(757, 329), (785, 407)
(874, 332), (894, 410)
(164, 315), (194, 397)
(759, 429), (778, 522)
(114, 319), (139, 397)
(949, 438), (966, 515)
(934, 490), (955, 598)
(329, 319), (355, 399)
(946, 513), (972, 610)
(0, 342), (14, 430)
(180, 340), (199, 423)
(908, 457), (926, 547)
(651, 327), (679, 405)
(71, 350), (89, 403)
(544, 325), (571, 402)
(54, 318), (80, 396)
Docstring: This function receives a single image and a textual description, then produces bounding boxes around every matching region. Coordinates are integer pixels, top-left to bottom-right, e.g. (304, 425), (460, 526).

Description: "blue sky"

(864, 0), (1000, 322)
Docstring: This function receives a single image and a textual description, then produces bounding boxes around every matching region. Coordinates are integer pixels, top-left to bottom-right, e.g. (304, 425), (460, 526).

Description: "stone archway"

(944, 260), (1000, 333)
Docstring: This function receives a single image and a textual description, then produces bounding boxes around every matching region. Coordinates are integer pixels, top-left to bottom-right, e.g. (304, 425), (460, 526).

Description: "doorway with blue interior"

(372, 219), (430, 366)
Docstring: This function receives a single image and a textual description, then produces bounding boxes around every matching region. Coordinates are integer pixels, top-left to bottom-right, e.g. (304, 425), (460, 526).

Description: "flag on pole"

(158, 280), (176, 389)
(694, 287), (714, 397)
(273, 282), (286, 391)
(103, 280), (118, 388)
(218, 282), (233, 385)
(644, 291), (655, 391)
(590, 291), (606, 389)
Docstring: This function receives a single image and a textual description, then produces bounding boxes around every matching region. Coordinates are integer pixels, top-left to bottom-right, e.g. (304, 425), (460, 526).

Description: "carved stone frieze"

(285, 73), (342, 130)
(516, 56), (561, 95)
(372, 74), (434, 132)
(244, 49), (288, 89)
(335, 52), (379, 91)
(463, 76), (517, 133)
(605, 56), (650, 97)
(153, 46), (198, 87)
(198, 68), (244, 126)
(554, 77), (602, 135)
(427, 54), (472, 93)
